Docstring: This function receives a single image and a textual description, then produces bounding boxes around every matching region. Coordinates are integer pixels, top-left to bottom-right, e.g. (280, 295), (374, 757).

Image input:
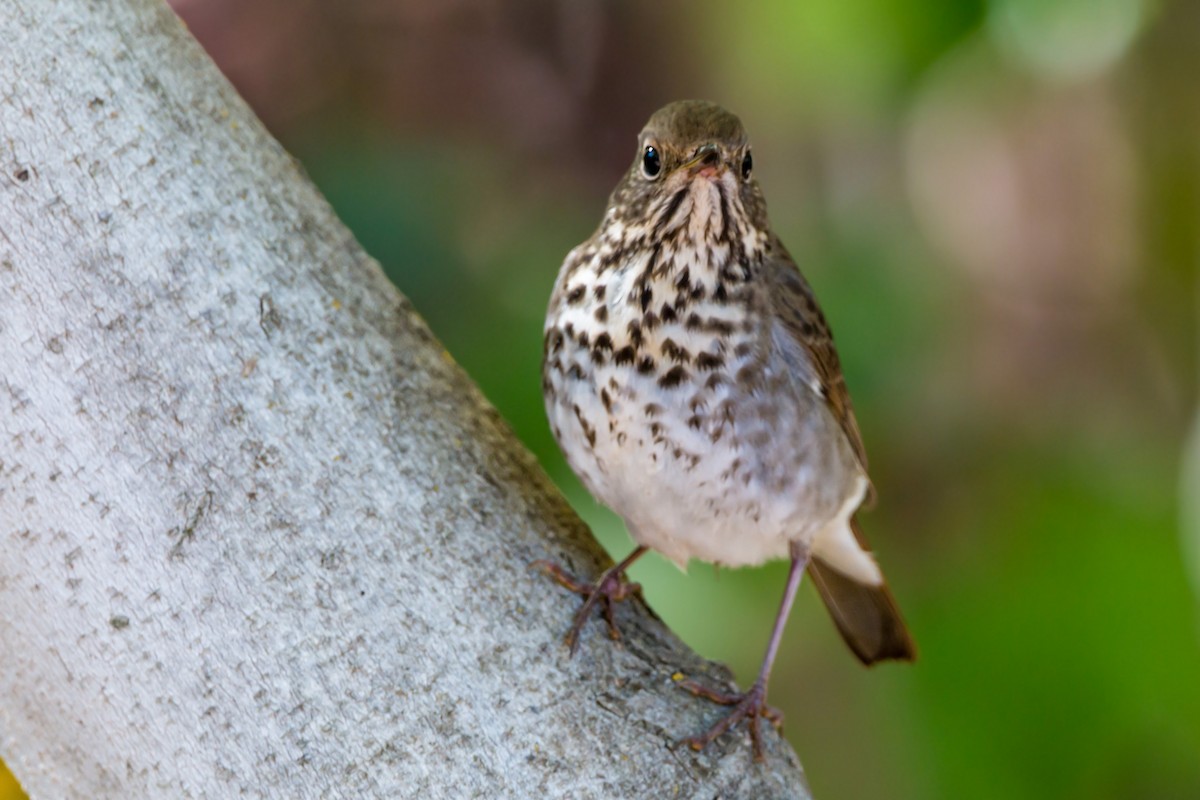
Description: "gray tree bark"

(0, 1), (810, 798)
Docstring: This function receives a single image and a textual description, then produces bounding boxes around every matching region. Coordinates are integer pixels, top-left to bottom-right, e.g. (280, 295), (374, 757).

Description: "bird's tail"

(809, 518), (916, 665)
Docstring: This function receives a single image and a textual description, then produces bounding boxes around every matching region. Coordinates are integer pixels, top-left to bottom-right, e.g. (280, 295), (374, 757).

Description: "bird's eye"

(642, 146), (662, 179)
(741, 150), (753, 180)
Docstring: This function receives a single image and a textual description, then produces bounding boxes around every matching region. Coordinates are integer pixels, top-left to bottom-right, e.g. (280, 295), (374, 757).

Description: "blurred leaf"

(913, 449), (1200, 800)
(706, 0), (986, 114)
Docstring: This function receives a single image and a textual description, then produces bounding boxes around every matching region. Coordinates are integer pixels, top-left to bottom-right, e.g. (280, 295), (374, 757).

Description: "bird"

(536, 99), (915, 761)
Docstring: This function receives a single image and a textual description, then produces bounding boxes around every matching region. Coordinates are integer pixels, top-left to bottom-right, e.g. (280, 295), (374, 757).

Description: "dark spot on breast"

(643, 403), (662, 417)
(658, 365), (688, 389)
(564, 322), (575, 338)
(687, 415), (702, 430)
(574, 405), (597, 447)
(735, 365), (760, 388)
(705, 373), (728, 390)
(600, 388), (613, 412)
(714, 283), (728, 303)
(800, 320), (816, 337)
(636, 355), (656, 374)
(613, 346), (635, 366)
(577, 331), (590, 347)
(627, 320), (643, 347)
(690, 284), (707, 301)
(567, 363), (586, 380)
(545, 329), (564, 356)
(650, 422), (662, 438)
(655, 189), (688, 238)
(720, 263), (747, 283)
(594, 332), (613, 351)
(685, 314), (735, 336)
(566, 285), (585, 305)
(696, 352), (724, 370)
(593, 283), (607, 300)
(640, 285), (653, 312)
(660, 303), (678, 324)
(661, 338), (690, 364)
(641, 310), (660, 331)
(734, 342), (753, 358)
(594, 306), (608, 323)
(756, 401), (782, 425)
(674, 267), (690, 290)
(710, 318), (735, 335)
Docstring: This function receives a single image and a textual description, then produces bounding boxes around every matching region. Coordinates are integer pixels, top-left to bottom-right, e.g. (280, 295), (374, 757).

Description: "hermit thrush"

(537, 100), (915, 761)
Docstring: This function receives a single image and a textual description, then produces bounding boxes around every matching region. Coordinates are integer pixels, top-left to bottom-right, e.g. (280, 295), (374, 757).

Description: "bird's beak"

(680, 143), (723, 176)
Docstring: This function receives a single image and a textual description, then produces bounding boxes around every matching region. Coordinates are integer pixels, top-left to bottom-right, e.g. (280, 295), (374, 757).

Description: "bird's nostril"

(699, 147), (720, 166)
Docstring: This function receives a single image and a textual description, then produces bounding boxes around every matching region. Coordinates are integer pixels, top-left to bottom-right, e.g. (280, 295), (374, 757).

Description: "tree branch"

(0, 1), (809, 797)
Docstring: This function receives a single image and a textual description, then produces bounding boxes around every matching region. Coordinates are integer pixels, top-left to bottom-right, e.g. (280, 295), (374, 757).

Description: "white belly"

(546, 345), (856, 569)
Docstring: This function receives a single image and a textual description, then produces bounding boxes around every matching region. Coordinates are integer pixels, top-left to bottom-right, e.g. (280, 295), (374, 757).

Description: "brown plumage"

(538, 99), (914, 762)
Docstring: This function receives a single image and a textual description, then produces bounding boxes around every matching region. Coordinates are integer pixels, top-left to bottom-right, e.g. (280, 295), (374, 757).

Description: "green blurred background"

(8, 0), (1200, 797)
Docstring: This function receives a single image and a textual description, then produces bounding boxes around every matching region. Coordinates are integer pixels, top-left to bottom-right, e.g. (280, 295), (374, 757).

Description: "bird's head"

(609, 100), (769, 247)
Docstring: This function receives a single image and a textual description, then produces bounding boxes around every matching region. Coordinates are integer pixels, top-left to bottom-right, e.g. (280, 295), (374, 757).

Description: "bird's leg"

(680, 541), (810, 761)
(532, 545), (649, 656)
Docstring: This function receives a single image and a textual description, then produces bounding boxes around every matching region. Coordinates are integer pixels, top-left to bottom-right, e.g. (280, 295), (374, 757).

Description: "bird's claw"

(531, 558), (642, 654)
(678, 679), (782, 762)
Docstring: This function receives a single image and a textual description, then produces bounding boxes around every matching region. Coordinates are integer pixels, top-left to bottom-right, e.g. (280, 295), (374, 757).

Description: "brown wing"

(764, 239), (869, 474)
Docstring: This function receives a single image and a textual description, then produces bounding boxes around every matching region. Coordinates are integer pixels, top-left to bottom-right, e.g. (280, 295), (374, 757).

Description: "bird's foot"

(678, 678), (782, 762)
(531, 558), (642, 655)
